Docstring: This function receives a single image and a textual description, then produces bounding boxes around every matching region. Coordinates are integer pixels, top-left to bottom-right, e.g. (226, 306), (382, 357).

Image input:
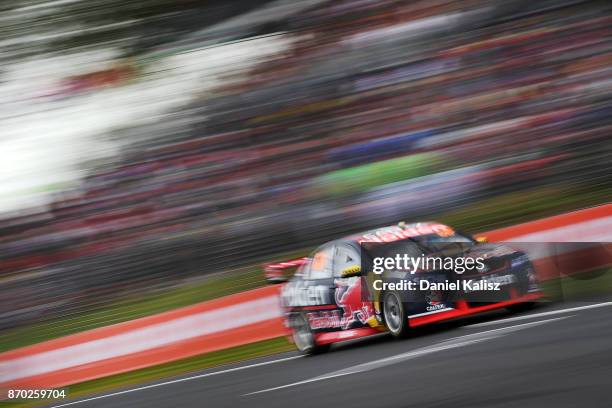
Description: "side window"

(307, 246), (334, 280)
(333, 245), (361, 277)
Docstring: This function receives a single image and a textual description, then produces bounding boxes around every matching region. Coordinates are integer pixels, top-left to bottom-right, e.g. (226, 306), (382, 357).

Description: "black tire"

(291, 314), (330, 355)
(382, 291), (410, 338)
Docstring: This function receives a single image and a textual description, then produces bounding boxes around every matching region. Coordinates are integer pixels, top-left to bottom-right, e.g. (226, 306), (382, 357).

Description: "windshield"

(364, 240), (423, 260)
(364, 233), (474, 260)
(410, 233), (475, 256)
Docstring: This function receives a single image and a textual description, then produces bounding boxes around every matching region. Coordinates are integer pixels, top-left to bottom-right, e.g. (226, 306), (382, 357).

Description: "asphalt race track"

(46, 298), (612, 408)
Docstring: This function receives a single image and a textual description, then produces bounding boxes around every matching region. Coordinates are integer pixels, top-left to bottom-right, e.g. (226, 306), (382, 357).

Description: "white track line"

(466, 301), (612, 328)
(48, 302), (608, 405)
(244, 316), (570, 396)
(243, 338), (491, 396)
(48, 354), (302, 408)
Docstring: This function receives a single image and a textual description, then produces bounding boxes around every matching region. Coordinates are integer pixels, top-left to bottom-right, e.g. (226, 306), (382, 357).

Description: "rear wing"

(264, 257), (309, 283)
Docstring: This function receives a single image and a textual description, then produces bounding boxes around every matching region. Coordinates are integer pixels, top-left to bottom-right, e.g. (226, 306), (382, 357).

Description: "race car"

(267, 222), (543, 354)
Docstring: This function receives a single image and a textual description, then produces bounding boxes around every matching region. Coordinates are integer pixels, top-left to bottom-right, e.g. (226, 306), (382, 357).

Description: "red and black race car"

(266, 222), (543, 354)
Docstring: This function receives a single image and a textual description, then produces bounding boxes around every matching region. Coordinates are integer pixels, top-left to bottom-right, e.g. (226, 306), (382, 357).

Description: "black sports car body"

(269, 222), (543, 354)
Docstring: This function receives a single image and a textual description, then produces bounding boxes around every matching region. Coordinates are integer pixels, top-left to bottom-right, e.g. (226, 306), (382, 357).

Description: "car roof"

(336, 221), (449, 245)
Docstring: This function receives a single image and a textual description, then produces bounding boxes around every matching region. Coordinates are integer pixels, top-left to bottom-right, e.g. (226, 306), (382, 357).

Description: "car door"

(331, 243), (375, 329)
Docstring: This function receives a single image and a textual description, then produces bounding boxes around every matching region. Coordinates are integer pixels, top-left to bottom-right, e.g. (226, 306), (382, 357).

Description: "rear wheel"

(291, 314), (330, 355)
(383, 291), (410, 338)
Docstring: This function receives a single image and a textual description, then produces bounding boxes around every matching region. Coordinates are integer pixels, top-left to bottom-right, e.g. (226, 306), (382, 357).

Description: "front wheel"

(291, 314), (330, 355)
(383, 291), (410, 338)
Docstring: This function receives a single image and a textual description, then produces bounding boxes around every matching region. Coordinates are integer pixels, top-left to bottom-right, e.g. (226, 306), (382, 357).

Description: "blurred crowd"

(1, 0), (610, 329)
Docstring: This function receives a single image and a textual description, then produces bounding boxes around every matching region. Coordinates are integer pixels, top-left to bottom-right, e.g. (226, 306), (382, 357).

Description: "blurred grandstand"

(0, 0), (610, 331)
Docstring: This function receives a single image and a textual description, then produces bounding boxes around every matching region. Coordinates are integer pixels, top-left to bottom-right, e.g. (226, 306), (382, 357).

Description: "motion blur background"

(0, 0), (610, 347)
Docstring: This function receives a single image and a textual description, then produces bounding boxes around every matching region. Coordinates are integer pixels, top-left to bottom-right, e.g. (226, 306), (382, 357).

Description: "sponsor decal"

(359, 223), (455, 243)
(341, 265), (361, 277)
(424, 288), (445, 311)
(426, 303), (448, 312)
(282, 282), (330, 307)
(307, 310), (343, 329)
(304, 277), (376, 330)
(334, 277), (375, 329)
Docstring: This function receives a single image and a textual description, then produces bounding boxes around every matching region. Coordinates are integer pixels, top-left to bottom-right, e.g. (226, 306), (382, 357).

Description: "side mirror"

(475, 236), (488, 243)
(341, 265), (361, 278)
